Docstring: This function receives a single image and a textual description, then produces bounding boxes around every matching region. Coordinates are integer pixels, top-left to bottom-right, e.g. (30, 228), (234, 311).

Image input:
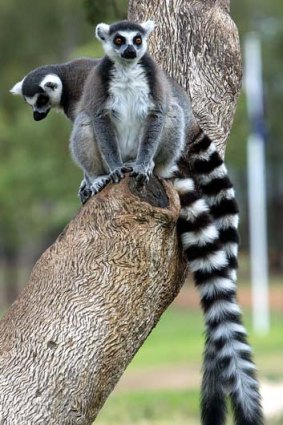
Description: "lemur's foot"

(130, 163), (153, 184)
(91, 175), (111, 195)
(79, 179), (92, 205)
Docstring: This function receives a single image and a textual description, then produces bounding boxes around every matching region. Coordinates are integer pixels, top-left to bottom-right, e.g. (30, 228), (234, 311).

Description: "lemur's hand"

(109, 164), (133, 183)
(79, 178), (92, 205)
(109, 166), (125, 183)
(130, 162), (154, 184)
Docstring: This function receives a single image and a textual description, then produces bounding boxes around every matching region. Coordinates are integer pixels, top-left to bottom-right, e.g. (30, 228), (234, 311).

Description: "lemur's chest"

(107, 65), (153, 160)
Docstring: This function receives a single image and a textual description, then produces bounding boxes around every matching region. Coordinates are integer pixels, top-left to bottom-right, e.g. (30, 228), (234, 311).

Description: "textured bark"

(0, 177), (187, 425)
(128, 0), (242, 157)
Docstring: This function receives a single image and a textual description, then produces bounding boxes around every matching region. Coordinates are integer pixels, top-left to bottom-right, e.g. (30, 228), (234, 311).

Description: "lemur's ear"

(10, 79), (24, 96)
(96, 23), (110, 41)
(141, 20), (155, 36)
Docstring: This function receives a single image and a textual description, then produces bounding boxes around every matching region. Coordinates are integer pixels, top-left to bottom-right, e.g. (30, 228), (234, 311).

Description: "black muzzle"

(33, 110), (49, 121)
(122, 45), (137, 59)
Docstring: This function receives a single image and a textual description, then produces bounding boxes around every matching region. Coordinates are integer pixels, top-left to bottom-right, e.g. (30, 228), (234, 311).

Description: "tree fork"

(0, 176), (187, 424)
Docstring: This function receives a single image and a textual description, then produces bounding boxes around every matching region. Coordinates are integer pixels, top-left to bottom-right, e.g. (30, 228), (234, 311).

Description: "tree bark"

(0, 177), (187, 424)
(128, 0), (242, 157)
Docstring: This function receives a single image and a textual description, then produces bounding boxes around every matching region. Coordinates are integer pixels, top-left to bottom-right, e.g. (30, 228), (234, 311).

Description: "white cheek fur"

(39, 74), (63, 106)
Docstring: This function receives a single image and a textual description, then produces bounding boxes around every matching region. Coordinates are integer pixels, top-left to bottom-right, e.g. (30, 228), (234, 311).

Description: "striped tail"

(173, 176), (263, 425)
(188, 131), (239, 282)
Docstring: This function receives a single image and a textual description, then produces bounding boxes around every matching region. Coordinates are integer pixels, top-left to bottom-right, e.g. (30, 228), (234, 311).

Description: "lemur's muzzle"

(122, 45), (137, 59)
(33, 109), (50, 121)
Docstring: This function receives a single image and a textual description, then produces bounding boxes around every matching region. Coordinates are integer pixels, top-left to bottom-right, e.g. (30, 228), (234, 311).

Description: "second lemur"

(10, 58), (99, 123)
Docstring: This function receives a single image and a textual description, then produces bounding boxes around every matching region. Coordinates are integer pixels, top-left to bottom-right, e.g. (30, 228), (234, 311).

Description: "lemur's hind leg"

(154, 103), (186, 180)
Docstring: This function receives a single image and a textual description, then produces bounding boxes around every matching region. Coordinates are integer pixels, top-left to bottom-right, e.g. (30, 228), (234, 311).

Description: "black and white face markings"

(10, 73), (63, 121)
(173, 133), (263, 425)
(25, 88), (51, 121)
(96, 20), (154, 64)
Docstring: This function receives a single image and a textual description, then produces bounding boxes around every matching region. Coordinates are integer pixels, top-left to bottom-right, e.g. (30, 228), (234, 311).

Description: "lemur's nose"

(33, 110), (49, 121)
(122, 45), (136, 59)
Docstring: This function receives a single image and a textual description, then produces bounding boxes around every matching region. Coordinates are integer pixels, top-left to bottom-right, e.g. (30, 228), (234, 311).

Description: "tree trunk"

(0, 177), (187, 424)
(128, 0), (242, 157)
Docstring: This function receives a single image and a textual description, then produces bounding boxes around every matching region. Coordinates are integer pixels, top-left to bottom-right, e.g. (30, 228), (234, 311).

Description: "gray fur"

(70, 20), (194, 200)
(10, 58), (100, 122)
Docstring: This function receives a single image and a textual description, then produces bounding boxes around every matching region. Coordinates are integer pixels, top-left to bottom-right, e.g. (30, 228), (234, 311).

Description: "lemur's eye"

(37, 95), (49, 107)
(134, 36), (142, 46)
(114, 36), (124, 46)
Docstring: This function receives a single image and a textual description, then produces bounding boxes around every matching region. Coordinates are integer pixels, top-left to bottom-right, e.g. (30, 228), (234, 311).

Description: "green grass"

(94, 303), (283, 425)
(127, 308), (204, 370)
(96, 389), (200, 425)
(247, 312), (283, 381)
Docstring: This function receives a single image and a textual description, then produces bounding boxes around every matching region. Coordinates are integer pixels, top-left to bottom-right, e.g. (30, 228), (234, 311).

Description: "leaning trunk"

(0, 177), (187, 424)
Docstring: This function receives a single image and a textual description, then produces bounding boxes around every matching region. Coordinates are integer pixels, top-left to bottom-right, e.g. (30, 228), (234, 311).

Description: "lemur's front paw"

(79, 179), (92, 205)
(91, 176), (111, 195)
(130, 163), (153, 184)
(109, 166), (126, 183)
(121, 161), (135, 172)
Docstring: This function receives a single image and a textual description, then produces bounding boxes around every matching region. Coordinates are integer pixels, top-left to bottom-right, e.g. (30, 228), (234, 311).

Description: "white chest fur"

(107, 64), (153, 162)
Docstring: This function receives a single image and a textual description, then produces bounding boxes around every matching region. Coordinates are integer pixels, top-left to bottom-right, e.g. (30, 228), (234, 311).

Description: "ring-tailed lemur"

(69, 20), (195, 202)
(10, 20), (263, 425)
(10, 58), (99, 122)
(10, 58), (99, 202)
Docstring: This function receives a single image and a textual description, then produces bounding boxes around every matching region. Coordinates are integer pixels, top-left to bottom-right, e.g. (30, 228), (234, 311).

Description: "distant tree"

(83, 0), (128, 25)
(230, 0), (283, 265)
(0, 0), (91, 305)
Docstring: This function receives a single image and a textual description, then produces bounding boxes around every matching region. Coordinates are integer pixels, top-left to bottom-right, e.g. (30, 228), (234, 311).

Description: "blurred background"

(0, 1), (282, 424)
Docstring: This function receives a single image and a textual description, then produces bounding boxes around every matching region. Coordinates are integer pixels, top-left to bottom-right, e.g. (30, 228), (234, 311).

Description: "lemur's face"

(110, 31), (146, 61)
(96, 20), (155, 65)
(10, 74), (63, 121)
(25, 91), (51, 121)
